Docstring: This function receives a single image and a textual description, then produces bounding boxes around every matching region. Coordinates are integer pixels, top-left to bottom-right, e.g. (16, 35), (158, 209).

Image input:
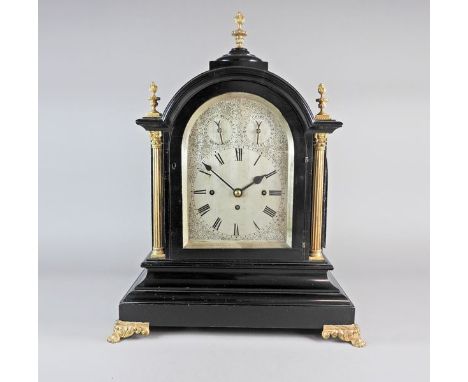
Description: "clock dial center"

(191, 147), (284, 238)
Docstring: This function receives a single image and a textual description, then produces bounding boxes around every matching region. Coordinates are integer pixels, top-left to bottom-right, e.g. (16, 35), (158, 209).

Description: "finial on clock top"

(146, 81), (161, 118)
(232, 11), (247, 48)
(315, 83), (332, 121)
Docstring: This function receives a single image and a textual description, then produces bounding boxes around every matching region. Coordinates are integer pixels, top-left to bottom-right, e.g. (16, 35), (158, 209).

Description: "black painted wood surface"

(119, 258), (355, 329)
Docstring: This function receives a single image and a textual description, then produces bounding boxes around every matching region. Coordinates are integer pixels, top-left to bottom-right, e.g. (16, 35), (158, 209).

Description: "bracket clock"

(107, 12), (365, 347)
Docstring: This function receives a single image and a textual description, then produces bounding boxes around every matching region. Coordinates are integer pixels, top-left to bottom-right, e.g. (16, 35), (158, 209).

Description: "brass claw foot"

(107, 320), (150, 343)
(322, 324), (366, 348)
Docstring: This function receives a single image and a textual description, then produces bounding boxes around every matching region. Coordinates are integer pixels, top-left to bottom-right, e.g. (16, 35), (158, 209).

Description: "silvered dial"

(182, 92), (293, 249)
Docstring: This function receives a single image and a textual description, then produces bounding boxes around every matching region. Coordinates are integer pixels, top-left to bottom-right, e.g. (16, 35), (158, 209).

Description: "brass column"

(149, 130), (165, 259)
(309, 132), (328, 261)
(309, 83), (331, 261)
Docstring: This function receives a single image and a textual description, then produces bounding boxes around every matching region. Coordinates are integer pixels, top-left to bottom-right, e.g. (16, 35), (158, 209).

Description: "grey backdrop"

(39, 0), (429, 381)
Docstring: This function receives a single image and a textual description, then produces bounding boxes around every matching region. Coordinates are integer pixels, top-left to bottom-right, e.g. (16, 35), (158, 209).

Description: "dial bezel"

(164, 67), (315, 261)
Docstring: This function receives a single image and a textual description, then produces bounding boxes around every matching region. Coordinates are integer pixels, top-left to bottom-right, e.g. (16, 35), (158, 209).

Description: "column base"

(309, 249), (325, 261)
(149, 248), (165, 259)
(322, 324), (366, 347)
(107, 320), (150, 343)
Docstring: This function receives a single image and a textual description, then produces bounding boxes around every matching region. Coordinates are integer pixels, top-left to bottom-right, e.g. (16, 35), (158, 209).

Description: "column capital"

(313, 133), (328, 151)
(149, 131), (163, 149)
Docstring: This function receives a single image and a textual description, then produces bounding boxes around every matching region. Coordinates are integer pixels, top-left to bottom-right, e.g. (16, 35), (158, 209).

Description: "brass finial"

(315, 83), (331, 121)
(232, 11), (247, 48)
(146, 81), (161, 118)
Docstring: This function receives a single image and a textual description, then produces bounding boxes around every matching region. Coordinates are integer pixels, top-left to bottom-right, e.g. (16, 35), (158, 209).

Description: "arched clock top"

(163, 67), (316, 144)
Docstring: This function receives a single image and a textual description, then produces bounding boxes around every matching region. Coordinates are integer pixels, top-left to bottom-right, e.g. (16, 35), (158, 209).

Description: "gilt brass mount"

(322, 324), (366, 347)
(107, 320), (150, 343)
(232, 11), (247, 48)
(146, 81), (161, 118)
(315, 83), (331, 121)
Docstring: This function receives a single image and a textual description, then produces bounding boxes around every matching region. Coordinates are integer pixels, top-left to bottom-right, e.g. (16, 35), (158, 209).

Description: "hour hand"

(240, 174), (266, 191)
(253, 174), (266, 184)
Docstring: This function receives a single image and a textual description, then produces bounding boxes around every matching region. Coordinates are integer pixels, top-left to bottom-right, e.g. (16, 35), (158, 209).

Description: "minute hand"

(203, 162), (235, 191)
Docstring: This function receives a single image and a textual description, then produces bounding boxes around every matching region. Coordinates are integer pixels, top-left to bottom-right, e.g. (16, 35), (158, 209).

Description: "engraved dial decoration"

(182, 92), (294, 248)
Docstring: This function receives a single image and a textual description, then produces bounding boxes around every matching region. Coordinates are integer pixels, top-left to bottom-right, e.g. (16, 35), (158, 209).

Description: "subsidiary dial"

(246, 117), (271, 145)
(206, 117), (233, 145)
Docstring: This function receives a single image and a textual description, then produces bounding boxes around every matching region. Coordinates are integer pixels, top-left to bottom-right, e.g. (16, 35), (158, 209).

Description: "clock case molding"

(119, 48), (354, 329)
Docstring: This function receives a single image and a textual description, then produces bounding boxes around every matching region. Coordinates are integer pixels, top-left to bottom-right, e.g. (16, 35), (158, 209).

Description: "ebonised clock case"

(120, 48), (354, 330)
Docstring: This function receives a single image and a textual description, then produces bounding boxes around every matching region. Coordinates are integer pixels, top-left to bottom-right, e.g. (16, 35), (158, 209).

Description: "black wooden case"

(120, 48), (354, 330)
